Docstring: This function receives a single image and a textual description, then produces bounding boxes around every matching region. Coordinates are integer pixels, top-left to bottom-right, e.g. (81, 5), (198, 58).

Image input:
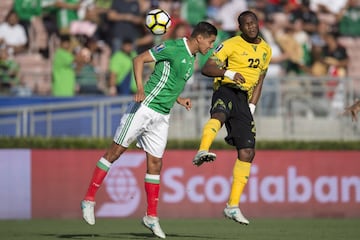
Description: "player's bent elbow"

(201, 67), (212, 77)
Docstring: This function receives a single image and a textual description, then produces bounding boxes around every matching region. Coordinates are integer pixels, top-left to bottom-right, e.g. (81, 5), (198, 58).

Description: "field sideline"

(0, 218), (358, 240)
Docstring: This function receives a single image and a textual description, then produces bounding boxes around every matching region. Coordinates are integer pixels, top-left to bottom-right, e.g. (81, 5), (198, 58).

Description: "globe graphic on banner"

(105, 167), (139, 203)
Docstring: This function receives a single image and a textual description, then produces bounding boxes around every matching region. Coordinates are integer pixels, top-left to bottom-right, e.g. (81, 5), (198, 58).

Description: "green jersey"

(14, 0), (42, 21)
(144, 38), (195, 114)
(56, 0), (79, 31)
(109, 50), (137, 93)
(52, 48), (75, 96)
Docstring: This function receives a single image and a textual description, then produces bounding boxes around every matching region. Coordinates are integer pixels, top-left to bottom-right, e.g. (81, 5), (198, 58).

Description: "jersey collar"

(183, 37), (194, 57)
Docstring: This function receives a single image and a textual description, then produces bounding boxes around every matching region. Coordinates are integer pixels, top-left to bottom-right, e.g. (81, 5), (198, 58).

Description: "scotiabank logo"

(162, 165), (360, 204)
(97, 153), (145, 217)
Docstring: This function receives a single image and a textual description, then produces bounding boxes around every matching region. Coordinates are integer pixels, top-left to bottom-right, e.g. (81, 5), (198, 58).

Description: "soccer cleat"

(192, 150), (216, 166)
(81, 200), (96, 225)
(142, 215), (166, 239)
(223, 204), (249, 225)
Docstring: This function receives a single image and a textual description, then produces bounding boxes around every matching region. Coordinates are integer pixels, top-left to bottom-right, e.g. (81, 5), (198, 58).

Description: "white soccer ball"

(145, 9), (171, 35)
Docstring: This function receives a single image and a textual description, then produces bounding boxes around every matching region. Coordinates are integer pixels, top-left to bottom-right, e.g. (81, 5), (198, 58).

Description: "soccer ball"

(145, 9), (171, 35)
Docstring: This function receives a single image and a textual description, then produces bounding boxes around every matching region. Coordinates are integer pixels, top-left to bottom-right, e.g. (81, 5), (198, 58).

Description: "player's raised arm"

(201, 56), (245, 84)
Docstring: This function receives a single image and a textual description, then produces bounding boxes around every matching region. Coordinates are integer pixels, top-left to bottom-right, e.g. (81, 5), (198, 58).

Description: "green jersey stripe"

(115, 103), (140, 143)
(145, 178), (160, 184)
(96, 160), (110, 171)
(143, 61), (170, 106)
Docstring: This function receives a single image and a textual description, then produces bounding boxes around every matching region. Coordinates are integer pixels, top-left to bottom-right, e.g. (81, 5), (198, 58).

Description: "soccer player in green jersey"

(81, 21), (217, 239)
(192, 11), (272, 225)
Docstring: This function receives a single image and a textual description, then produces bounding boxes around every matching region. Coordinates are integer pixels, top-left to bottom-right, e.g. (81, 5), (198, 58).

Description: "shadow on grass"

(41, 232), (215, 239)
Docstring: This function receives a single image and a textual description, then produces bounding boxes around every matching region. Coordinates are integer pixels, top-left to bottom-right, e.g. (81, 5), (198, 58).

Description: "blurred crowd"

(0, 0), (360, 97)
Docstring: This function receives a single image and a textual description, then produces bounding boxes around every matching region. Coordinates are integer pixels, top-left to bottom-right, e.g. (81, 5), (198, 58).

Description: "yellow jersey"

(212, 35), (272, 98)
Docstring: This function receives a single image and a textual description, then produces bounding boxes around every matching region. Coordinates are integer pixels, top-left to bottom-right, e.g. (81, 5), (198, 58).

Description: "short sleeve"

(213, 41), (232, 63)
(149, 41), (174, 62)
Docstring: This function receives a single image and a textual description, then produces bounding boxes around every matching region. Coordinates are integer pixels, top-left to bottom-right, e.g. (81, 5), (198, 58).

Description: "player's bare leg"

(81, 142), (127, 225)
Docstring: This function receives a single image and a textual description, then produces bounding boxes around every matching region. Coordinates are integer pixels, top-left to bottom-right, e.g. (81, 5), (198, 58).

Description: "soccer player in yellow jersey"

(192, 11), (272, 225)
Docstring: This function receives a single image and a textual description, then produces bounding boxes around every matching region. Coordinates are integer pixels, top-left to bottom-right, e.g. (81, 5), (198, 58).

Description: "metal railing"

(1, 76), (360, 140)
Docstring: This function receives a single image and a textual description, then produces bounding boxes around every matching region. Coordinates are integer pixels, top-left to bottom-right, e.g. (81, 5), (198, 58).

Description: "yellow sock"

(228, 160), (251, 207)
(199, 119), (221, 151)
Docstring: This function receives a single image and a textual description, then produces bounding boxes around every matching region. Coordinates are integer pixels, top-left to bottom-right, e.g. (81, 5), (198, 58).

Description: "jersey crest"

(153, 43), (166, 53)
(262, 52), (268, 62)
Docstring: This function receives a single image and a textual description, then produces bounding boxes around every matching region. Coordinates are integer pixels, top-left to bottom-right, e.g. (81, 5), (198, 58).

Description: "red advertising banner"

(31, 150), (360, 219)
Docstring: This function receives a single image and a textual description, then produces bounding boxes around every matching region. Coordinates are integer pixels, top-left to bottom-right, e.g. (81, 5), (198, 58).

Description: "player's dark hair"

(191, 21), (217, 38)
(237, 10), (258, 26)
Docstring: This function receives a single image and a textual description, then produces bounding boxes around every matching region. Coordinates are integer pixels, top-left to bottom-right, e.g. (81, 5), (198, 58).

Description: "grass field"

(0, 218), (359, 240)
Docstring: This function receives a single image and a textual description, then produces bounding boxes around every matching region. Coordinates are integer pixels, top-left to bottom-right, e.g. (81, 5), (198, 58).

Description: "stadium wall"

(1, 149), (359, 219)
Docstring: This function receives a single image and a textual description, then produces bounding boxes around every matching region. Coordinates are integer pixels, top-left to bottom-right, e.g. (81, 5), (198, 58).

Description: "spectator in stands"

(336, 0), (360, 37)
(310, 0), (348, 16)
(263, 0), (299, 16)
(69, 0), (110, 38)
(167, 22), (191, 40)
(107, 0), (143, 53)
(275, 21), (306, 75)
(108, 38), (137, 96)
(288, 0), (319, 37)
(0, 46), (20, 95)
(321, 33), (349, 115)
(207, 0), (226, 20)
(216, 0), (248, 36)
(292, 18), (312, 69)
(85, 36), (111, 81)
(75, 45), (105, 95)
(52, 34), (77, 96)
(76, 36), (108, 95)
(0, 10), (28, 55)
(182, 0), (207, 27)
(321, 33), (349, 77)
(13, 0), (42, 37)
(260, 14), (289, 115)
(162, 1), (191, 41)
(84, 0), (113, 43)
(54, 0), (81, 34)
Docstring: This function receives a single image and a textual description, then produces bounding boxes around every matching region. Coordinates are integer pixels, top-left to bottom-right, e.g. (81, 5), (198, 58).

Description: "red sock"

(84, 158), (111, 201)
(144, 174), (160, 217)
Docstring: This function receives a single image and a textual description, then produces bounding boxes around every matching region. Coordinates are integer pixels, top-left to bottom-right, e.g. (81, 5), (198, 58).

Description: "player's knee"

(147, 156), (163, 174)
(211, 112), (226, 125)
(238, 148), (255, 162)
(104, 142), (126, 163)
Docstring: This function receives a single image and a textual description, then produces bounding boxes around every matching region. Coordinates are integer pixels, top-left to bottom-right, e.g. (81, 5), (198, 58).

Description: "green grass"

(0, 218), (359, 240)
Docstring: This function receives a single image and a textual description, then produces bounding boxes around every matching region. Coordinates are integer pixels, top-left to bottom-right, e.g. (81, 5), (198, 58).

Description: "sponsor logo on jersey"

(263, 52), (268, 62)
(153, 43), (166, 53)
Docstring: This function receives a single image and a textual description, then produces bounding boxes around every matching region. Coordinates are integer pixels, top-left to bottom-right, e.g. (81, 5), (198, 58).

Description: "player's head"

(191, 21), (217, 55)
(237, 11), (259, 43)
